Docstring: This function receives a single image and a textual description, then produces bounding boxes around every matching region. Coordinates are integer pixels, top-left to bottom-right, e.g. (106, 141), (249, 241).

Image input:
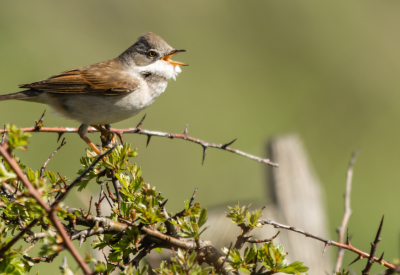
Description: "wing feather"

(19, 59), (140, 95)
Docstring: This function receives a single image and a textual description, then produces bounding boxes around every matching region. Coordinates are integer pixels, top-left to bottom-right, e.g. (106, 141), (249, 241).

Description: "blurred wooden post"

(146, 134), (332, 274)
(267, 134), (332, 273)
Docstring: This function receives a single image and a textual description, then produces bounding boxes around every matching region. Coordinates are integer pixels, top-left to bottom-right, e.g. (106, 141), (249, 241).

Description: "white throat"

(137, 60), (182, 80)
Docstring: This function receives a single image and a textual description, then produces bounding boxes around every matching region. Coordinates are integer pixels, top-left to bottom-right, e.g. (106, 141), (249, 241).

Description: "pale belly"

(36, 78), (168, 125)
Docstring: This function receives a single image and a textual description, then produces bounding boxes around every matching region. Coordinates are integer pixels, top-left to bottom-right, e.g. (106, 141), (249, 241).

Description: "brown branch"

(260, 219), (395, 269)
(0, 219), (38, 258)
(234, 223), (253, 250)
(0, 122), (278, 167)
(335, 150), (359, 271)
(141, 226), (234, 275)
(22, 240), (38, 254)
(23, 254), (58, 263)
(247, 231), (280, 243)
(40, 138), (67, 179)
(362, 216), (385, 275)
(106, 182), (116, 201)
(85, 196), (93, 218)
(0, 144), (92, 274)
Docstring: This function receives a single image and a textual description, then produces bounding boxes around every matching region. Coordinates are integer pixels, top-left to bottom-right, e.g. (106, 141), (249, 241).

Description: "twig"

(111, 173), (122, 215)
(335, 150), (360, 271)
(0, 219), (38, 258)
(260, 219), (395, 269)
(362, 216), (384, 275)
(130, 243), (156, 268)
(24, 254), (58, 263)
(247, 231), (280, 243)
(0, 144), (92, 275)
(40, 138), (67, 179)
(106, 182), (116, 201)
(102, 190), (114, 209)
(85, 196), (93, 218)
(22, 240), (38, 254)
(173, 188), (198, 219)
(0, 121), (278, 167)
(217, 242), (232, 273)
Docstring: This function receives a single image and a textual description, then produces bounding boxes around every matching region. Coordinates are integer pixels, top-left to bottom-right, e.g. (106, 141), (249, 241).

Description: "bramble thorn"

(146, 135), (151, 147)
(202, 146), (207, 165)
(221, 138), (237, 149)
(136, 114), (147, 130)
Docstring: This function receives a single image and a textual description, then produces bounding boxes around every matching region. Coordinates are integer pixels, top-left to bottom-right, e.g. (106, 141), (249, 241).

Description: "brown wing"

(19, 59), (140, 95)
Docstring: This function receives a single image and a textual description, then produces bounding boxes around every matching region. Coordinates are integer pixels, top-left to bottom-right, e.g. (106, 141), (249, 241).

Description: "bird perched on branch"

(0, 32), (188, 153)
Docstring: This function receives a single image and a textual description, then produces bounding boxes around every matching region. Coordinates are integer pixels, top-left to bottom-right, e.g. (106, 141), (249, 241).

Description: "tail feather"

(0, 90), (41, 101)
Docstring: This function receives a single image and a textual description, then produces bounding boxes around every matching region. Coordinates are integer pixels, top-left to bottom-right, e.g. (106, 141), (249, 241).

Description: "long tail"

(0, 90), (42, 101)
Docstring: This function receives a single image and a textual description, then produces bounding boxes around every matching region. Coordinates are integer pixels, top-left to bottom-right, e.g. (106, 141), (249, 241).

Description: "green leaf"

(239, 268), (251, 274)
(198, 208), (208, 228)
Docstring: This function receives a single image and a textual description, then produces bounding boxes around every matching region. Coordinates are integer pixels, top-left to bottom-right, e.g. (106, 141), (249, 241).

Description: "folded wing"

(19, 59), (140, 95)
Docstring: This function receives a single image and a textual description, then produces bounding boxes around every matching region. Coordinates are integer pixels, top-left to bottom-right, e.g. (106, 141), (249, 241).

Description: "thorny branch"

(260, 219), (395, 269)
(247, 231), (280, 243)
(362, 216), (384, 275)
(335, 150), (359, 272)
(0, 144), (92, 275)
(0, 114), (278, 167)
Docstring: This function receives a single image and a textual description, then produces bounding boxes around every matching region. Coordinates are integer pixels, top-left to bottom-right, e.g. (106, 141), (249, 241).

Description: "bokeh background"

(1, 1), (400, 274)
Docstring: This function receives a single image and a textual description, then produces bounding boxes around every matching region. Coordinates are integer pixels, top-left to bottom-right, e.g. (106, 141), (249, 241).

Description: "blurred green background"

(1, 0), (400, 274)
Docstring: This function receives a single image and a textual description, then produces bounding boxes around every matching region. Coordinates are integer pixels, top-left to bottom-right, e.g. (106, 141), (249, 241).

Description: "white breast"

(135, 60), (182, 80)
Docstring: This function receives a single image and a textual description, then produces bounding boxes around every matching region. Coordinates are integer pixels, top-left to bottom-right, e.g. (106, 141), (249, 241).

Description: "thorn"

(347, 228), (351, 246)
(159, 199), (168, 208)
(57, 132), (65, 143)
(378, 252), (384, 263)
(79, 235), (85, 248)
(221, 138), (237, 149)
(202, 146), (207, 165)
(322, 243), (329, 255)
(146, 135), (151, 147)
(376, 215), (384, 242)
(349, 255), (363, 266)
(183, 123), (188, 135)
(136, 114), (146, 130)
(34, 109), (46, 130)
(60, 138), (67, 146)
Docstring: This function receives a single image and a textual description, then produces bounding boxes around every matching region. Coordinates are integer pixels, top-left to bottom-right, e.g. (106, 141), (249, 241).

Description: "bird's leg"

(78, 124), (101, 155)
(90, 125), (117, 148)
(105, 124), (118, 145)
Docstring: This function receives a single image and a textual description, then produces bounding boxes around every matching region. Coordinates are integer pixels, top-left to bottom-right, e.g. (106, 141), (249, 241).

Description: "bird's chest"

(124, 76), (168, 111)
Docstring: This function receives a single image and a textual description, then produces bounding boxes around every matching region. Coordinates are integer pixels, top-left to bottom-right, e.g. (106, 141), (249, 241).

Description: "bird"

(0, 32), (188, 154)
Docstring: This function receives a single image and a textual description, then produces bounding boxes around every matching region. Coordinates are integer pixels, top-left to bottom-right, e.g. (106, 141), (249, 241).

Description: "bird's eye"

(148, 51), (157, 57)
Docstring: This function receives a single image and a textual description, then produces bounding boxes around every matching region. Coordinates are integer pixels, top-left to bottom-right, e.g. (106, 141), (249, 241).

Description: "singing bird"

(0, 32), (187, 153)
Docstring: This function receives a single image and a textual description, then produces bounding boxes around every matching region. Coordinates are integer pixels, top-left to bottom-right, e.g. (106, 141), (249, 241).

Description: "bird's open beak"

(161, 49), (188, 66)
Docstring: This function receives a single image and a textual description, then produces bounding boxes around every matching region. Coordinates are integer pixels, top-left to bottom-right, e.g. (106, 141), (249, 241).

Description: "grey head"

(119, 32), (187, 67)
